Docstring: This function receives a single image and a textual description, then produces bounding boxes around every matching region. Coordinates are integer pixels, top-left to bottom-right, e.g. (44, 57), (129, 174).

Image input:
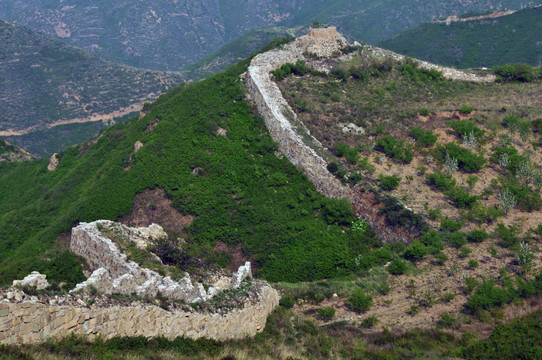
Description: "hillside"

(1, 31), (542, 358)
(0, 139), (35, 162)
(379, 6), (542, 68)
(0, 21), (183, 157)
(1, 0), (539, 71)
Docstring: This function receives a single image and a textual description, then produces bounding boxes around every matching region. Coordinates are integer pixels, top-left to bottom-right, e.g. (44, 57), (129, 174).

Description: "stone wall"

(245, 28), (351, 199)
(0, 285), (279, 345)
(70, 221), (252, 303)
(245, 28), (496, 244)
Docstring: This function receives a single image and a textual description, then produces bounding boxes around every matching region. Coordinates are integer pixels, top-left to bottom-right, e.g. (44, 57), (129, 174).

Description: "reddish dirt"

(119, 188), (193, 235)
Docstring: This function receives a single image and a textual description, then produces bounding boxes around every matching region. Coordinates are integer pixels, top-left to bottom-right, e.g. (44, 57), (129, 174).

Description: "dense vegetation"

(379, 6), (542, 68)
(0, 55), (386, 288)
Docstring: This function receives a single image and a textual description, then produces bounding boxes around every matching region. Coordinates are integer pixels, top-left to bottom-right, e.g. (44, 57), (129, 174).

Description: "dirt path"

(0, 101), (145, 137)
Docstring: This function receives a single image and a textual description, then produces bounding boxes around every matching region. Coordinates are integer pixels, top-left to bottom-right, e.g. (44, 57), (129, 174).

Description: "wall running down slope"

(245, 27), (495, 243)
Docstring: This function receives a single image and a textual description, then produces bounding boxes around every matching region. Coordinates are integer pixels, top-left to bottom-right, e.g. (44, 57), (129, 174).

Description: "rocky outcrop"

(47, 153), (59, 171)
(12, 272), (49, 290)
(0, 284), (279, 344)
(70, 221), (253, 303)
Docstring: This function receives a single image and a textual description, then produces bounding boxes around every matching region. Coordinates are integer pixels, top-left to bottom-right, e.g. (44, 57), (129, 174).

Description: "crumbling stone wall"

(0, 285), (279, 345)
(245, 28), (495, 244)
(70, 221), (252, 303)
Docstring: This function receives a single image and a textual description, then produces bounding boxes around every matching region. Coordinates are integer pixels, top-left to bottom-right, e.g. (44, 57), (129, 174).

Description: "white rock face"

(70, 220), (253, 303)
(12, 271), (49, 290)
(47, 153), (59, 171)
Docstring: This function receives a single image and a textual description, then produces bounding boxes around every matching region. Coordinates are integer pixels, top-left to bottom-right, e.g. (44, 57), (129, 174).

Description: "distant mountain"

(1, 0), (539, 71)
(181, 26), (301, 80)
(0, 21), (183, 157)
(379, 6), (542, 68)
(0, 139), (35, 162)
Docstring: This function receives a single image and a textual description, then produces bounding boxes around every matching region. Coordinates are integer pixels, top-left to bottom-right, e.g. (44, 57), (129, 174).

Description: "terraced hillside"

(0, 21), (182, 157)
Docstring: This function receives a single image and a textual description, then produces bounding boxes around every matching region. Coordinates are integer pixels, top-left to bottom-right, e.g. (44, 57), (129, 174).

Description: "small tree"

(444, 152), (458, 175)
(517, 241), (534, 274)
(498, 188), (517, 214)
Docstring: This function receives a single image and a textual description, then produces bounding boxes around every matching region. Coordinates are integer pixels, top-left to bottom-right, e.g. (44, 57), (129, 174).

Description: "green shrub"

(400, 60), (443, 82)
(379, 175), (401, 190)
(348, 289), (373, 312)
(468, 230), (489, 243)
(438, 313), (459, 329)
(503, 179), (542, 212)
(466, 280), (512, 314)
(376, 135), (414, 163)
(493, 63), (539, 82)
(434, 253), (448, 265)
(495, 223), (521, 248)
(404, 240), (428, 261)
(334, 142), (360, 164)
(327, 162), (339, 174)
(279, 295), (295, 309)
(448, 120), (484, 138)
(317, 307), (336, 321)
(469, 260), (479, 269)
(441, 143), (486, 172)
(321, 198), (354, 226)
(387, 258), (407, 275)
(447, 233), (467, 248)
(360, 316), (379, 328)
(419, 108), (430, 116)
(459, 105), (475, 115)
(463, 276), (479, 295)
(440, 217), (463, 232)
(426, 171), (456, 191)
(421, 230), (444, 253)
(410, 127), (438, 147)
(445, 186), (480, 209)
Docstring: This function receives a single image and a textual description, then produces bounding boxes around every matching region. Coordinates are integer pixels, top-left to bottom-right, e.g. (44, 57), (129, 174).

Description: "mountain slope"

(1, 0), (539, 71)
(379, 6), (542, 68)
(0, 57), (375, 289)
(0, 21), (183, 157)
(0, 139), (35, 162)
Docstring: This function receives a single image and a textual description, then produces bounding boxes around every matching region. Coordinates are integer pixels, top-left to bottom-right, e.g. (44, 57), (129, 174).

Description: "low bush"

(440, 217), (463, 232)
(493, 63), (540, 82)
(404, 240), (428, 261)
(334, 142), (360, 164)
(379, 175), (401, 190)
(426, 171), (456, 191)
(387, 257), (407, 275)
(421, 230), (444, 253)
(494, 223), (521, 248)
(317, 307), (336, 321)
(448, 120), (484, 139)
(348, 289), (373, 312)
(441, 143), (486, 172)
(410, 127), (438, 147)
(447, 232), (467, 248)
(445, 186), (480, 209)
(468, 229), (489, 243)
(279, 295), (295, 309)
(376, 135), (414, 164)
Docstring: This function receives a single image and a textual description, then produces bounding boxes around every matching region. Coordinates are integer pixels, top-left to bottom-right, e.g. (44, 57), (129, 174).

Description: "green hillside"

(0, 51), (382, 290)
(379, 6), (542, 68)
(0, 20), (182, 157)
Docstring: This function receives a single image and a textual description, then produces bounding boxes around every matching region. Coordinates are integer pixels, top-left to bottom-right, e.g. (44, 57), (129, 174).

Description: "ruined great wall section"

(0, 286), (278, 345)
(1, 222), (279, 345)
(245, 26), (496, 244)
